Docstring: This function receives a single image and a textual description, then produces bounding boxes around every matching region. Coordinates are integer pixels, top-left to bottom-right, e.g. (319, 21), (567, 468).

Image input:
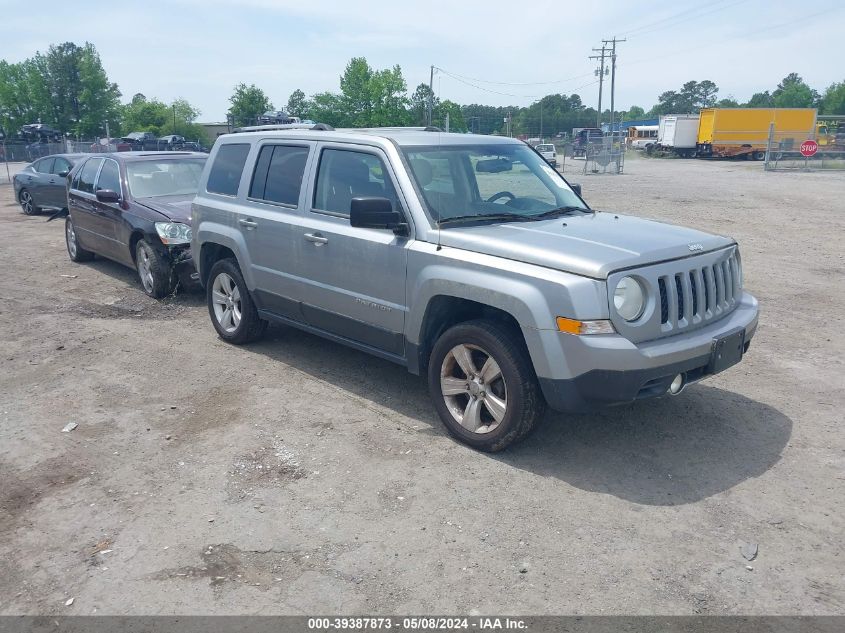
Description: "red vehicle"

(89, 138), (133, 152)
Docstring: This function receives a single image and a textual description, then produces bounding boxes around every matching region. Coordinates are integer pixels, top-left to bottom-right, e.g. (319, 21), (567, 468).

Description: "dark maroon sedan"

(64, 152), (207, 298)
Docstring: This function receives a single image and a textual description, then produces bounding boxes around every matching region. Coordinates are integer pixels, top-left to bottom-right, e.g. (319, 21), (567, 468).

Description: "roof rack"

(232, 123), (335, 133)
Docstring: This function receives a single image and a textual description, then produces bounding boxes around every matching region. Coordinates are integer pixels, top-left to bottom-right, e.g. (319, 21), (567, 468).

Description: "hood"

(435, 212), (733, 279)
(135, 195), (194, 224)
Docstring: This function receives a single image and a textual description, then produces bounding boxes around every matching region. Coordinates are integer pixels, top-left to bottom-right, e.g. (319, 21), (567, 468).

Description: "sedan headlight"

(614, 276), (646, 321)
(155, 222), (192, 245)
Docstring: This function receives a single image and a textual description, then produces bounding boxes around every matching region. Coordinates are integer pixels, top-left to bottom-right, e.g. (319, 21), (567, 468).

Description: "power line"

(620, 6), (836, 69)
(619, 0), (746, 38)
(433, 66), (595, 87)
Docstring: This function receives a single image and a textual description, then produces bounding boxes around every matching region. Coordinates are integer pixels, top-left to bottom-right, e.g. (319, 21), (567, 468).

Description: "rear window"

(207, 143), (250, 196)
(249, 145), (309, 206)
(537, 145), (554, 152)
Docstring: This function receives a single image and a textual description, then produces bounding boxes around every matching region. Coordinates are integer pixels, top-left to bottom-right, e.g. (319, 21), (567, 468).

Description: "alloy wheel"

(66, 219), (77, 258)
(137, 245), (155, 293)
(440, 343), (508, 434)
(211, 272), (242, 333)
(21, 191), (33, 214)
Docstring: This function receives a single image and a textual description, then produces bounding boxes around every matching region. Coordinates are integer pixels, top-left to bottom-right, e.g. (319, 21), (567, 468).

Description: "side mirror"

(570, 183), (582, 197)
(58, 170), (69, 178)
(350, 197), (407, 235)
(96, 189), (120, 203)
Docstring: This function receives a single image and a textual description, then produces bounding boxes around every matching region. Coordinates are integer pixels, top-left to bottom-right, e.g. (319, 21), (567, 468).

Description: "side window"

(52, 158), (71, 175)
(77, 158), (103, 194)
(96, 160), (121, 194)
(249, 145), (309, 206)
(313, 149), (397, 217)
(35, 158), (54, 173)
(207, 143), (250, 196)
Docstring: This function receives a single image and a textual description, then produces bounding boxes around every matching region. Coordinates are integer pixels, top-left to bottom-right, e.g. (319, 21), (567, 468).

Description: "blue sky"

(0, 0), (841, 122)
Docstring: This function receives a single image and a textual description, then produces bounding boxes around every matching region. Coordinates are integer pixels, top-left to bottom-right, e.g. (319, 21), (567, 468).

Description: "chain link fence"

(573, 138), (626, 175)
(763, 125), (845, 171)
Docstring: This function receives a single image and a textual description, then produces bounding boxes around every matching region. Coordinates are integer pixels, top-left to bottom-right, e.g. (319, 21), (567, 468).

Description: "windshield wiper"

(437, 213), (534, 226)
(530, 206), (589, 219)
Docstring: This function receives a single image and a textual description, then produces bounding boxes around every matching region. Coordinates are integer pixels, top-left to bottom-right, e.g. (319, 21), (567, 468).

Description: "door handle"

(304, 232), (328, 245)
(238, 218), (258, 229)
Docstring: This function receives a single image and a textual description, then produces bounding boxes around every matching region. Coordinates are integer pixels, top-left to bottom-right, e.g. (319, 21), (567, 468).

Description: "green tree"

(772, 73), (817, 108)
(286, 89), (309, 118)
(369, 65), (410, 126)
(623, 105), (646, 120)
(821, 81), (845, 115)
(339, 57), (373, 126)
(410, 83), (438, 126)
(438, 100), (465, 132)
(745, 91), (774, 107)
(306, 92), (346, 127)
(228, 83), (272, 127)
(716, 97), (740, 107)
(0, 42), (120, 137)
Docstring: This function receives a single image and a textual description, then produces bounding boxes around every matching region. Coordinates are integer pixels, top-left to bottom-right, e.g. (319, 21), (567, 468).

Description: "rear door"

(238, 141), (314, 316)
(289, 144), (410, 357)
(28, 157), (53, 207)
(45, 156), (72, 209)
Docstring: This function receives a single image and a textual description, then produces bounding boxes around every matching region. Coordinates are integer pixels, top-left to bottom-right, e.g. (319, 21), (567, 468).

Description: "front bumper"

(538, 291), (758, 412)
(164, 245), (199, 288)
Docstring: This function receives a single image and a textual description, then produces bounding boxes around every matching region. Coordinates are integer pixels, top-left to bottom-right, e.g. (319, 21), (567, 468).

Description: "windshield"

(537, 144), (554, 152)
(127, 158), (206, 198)
(402, 144), (586, 224)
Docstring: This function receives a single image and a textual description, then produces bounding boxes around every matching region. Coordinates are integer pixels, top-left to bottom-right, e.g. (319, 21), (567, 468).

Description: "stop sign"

(800, 139), (818, 157)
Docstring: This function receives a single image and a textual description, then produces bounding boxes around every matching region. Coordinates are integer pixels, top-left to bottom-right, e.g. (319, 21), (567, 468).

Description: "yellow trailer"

(696, 108), (817, 160)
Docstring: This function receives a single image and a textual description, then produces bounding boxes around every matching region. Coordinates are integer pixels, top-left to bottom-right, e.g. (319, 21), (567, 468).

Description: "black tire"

(206, 258), (267, 344)
(135, 239), (176, 299)
(19, 189), (39, 215)
(65, 216), (94, 262)
(752, 151), (766, 161)
(427, 319), (545, 452)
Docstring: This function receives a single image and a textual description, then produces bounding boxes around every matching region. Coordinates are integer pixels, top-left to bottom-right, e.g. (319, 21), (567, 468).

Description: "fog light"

(669, 374), (685, 395)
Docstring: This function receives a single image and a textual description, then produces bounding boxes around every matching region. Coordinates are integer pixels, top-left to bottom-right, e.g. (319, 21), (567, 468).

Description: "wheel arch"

(199, 242), (237, 287)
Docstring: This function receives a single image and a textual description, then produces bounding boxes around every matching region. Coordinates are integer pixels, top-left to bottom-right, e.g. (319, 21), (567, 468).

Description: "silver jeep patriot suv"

(192, 126), (758, 452)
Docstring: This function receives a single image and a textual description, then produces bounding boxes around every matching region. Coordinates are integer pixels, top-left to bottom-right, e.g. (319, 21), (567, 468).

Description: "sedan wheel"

(20, 190), (37, 215)
(135, 239), (175, 299)
(65, 216), (94, 262)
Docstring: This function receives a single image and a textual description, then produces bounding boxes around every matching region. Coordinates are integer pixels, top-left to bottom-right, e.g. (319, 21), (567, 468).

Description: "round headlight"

(614, 276), (646, 321)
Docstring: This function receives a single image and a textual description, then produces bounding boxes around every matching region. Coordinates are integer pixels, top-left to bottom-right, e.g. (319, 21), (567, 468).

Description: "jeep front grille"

(658, 252), (741, 331)
(607, 246), (743, 344)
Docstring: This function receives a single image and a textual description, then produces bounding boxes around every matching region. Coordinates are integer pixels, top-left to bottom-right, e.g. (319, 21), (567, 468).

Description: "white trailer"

(655, 114), (700, 157)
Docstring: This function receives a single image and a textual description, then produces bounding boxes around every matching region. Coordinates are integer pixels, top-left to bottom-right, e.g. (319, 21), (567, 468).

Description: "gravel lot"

(0, 153), (843, 616)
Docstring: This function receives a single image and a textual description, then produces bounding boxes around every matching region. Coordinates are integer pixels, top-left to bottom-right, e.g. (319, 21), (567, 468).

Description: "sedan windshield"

(126, 158), (206, 198)
(402, 144), (586, 225)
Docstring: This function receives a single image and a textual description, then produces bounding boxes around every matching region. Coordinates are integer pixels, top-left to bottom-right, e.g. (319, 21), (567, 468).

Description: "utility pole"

(589, 45), (609, 128)
(603, 37), (625, 132)
(428, 65), (434, 127)
(539, 100), (543, 140)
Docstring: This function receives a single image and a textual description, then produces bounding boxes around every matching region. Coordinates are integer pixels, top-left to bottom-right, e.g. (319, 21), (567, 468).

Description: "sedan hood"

(135, 195), (194, 224)
(435, 212), (734, 279)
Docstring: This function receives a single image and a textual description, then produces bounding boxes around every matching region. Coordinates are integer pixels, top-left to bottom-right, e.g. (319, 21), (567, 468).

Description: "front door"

(90, 158), (129, 264)
(68, 157), (104, 253)
(291, 145), (410, 357)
